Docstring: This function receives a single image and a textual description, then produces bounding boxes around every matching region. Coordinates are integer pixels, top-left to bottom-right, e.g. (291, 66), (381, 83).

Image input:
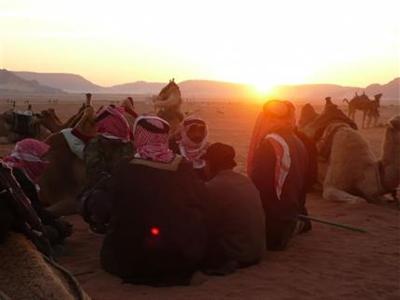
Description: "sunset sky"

(0, 0), (399, 91)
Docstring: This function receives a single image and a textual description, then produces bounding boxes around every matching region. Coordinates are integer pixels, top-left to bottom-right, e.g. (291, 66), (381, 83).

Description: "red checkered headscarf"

(2, 138), (50, 183)
(96, 105), (131, 142)
(133, 116), (174, 163)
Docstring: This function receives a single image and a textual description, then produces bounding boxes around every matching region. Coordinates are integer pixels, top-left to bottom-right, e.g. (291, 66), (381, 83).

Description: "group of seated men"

(0, 98), (316, 286)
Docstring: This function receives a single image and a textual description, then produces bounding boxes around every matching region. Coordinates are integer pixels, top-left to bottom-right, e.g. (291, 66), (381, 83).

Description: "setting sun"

(252, 81), (276, 96)
(0, 0), (399, 87)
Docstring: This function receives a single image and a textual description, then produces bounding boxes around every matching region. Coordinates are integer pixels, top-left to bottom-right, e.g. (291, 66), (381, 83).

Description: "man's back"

(206, 170), (265, 265)
(101, 156), (208, 285)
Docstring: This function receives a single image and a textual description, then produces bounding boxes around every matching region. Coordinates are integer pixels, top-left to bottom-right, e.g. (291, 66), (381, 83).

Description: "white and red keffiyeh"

(2, 138), (50, 183)
(178, 117), (208, 169)
(265, 133), (291, 200)
(133, 116), (174, 163)
(96, 105), (131, 142)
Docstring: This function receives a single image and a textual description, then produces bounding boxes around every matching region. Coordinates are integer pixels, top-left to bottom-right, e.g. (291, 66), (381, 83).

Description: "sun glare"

(253, 82), (275, 96)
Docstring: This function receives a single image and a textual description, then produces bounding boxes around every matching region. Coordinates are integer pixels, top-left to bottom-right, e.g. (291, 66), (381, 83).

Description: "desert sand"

(1, 100), (399, 300)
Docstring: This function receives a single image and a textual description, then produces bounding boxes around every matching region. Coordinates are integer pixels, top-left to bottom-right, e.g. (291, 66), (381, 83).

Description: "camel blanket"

(10, 112), (40, 138)
(317, 122), (349, 161)
(62, 129), (85, 160)
(311, 105), (357, 141)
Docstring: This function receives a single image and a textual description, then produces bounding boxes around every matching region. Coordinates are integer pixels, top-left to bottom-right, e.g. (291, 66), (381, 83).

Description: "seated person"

(170, 117), (209, 180)
(203, 143), (265, 273)
(80, 105), (134, 233)
(248, 100), (311, 251)
(84, 105), (134, 184)
(86, 116), (210, 286)
(2, 139), (72, 249)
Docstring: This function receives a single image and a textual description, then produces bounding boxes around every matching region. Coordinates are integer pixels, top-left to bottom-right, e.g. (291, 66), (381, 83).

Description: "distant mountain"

(7, 70), (399, 102)
(106, 79), (253, 99)
(365, 78), (400, 99)
(0, 69), (64, 95)
(107, 81), (164, 94)
(272, 78), (399, 101)
(15, 71), (104, 93)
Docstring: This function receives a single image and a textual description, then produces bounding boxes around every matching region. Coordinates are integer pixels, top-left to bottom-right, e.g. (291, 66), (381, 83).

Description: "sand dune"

(0, 100), (399, 299)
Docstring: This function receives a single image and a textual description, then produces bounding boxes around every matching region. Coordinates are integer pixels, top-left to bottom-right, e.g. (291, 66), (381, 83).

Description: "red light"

(150, 227), (160, 236)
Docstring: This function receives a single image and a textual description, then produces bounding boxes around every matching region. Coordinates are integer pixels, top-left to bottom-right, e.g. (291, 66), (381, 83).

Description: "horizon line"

(3, 68), (399, 90)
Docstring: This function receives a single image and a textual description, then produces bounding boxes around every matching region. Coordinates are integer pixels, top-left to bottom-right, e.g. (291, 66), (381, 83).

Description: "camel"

(343, 92), (382, 128)
(153, 79), (184, 130)
(39, 94), (96, 134)
(0, 161), (89, 299)
(299, 103), (400, 204)
(0, 233), (90, 300)
(39, 106), (96, 216)
(39, 94), (137, 216)
(39, 104), (86, 133)
(0, 105), (50, 144)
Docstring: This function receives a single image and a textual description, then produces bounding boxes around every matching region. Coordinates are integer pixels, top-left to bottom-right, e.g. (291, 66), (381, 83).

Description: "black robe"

(99, 156), (210, 286)
(250, 130), (311, 250)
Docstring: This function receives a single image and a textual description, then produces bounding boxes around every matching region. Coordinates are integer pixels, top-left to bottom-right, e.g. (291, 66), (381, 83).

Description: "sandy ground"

(1, 100), (399, 300)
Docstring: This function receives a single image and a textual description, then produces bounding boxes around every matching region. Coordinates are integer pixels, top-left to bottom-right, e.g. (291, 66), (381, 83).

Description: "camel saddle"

(9, 112), (40, 138)
(0, 162), (51, 256)
(316, 122), (350, 161)
(313, 105), (357, 141)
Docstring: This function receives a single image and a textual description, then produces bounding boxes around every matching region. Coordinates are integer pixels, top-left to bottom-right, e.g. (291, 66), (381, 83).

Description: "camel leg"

(349, 109), (354, 120)
(366, 114), (371, 128)
(355, 165), (384, 204)
(323, 186), (365, 204)
(374, 116), (379, 127)
(362, 111), (366, 128)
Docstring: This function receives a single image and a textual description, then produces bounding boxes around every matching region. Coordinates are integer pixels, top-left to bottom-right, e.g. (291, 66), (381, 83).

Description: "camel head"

(374, 93), (383, 104)
(324, 96), (338, 111)
(380, 115), (400, 194)
(158, 78), (181, 101)
(388, 115), (400, 132)
(37, 110), (61, 133)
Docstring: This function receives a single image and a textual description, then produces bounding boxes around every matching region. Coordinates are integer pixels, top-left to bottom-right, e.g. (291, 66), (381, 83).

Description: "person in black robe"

(87, 116), (210, 286)
(247, 101), (312, 251)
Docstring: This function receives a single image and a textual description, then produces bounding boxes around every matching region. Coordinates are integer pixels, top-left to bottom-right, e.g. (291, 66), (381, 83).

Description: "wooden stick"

(298, 214), (368, 233)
